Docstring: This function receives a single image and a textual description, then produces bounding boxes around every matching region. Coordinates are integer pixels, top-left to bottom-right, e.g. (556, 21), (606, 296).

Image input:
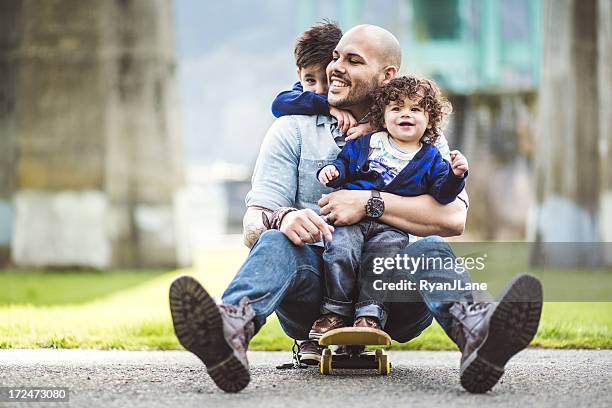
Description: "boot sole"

(460, 274), (543, 393)
(169, 275), (250, 393)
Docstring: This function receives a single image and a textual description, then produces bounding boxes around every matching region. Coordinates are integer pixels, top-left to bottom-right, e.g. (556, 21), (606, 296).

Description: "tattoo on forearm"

(242, 207), (271, 248)
(244, 224), (266, 248)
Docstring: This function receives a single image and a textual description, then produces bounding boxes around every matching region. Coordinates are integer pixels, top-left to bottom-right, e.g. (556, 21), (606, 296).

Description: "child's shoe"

(353, 316), (382, 330)
(308, 313), (348, 340)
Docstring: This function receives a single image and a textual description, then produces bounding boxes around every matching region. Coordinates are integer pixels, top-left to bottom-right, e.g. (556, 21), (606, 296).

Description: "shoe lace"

(355, 317), (380, 328)
(450, 302), (492, 345)
(465, 302), (491, 313)
(316, 313), (344, 326)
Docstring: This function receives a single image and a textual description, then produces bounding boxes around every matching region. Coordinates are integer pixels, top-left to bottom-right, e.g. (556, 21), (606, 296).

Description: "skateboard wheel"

(320, 348), (332, 375)
(378, 354), (390, 375)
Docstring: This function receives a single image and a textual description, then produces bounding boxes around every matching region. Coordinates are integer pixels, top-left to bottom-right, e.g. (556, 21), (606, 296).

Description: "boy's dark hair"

(369, 75), (452, 145)
(294, 21), (342, 69)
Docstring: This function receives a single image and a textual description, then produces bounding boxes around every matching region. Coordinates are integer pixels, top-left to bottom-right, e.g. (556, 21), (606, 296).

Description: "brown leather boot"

(169, 276), (255, 393)
(449, 274), (542, 394)
(309, 313), (348, 340)
(353, 316), (382, 330)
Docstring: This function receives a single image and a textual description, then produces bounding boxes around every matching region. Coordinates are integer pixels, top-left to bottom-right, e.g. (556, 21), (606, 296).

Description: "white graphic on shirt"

(367, 131), (421, 186)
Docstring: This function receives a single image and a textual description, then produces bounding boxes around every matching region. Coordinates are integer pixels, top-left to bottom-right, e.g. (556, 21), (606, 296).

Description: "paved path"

(0, 349), (610, 407)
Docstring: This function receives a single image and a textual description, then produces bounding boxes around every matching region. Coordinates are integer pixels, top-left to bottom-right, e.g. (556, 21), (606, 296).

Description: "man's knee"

(420, 235), (446, 245)
(256, 229), (290, 246)
(253, 229), (301, 257)
(252, 229), (322, 286)
(388, 312), (433, 343)
(405, 235), (453, 257)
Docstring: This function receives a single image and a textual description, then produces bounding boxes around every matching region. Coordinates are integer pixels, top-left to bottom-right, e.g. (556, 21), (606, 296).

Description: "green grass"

(1, 245), (611, 350)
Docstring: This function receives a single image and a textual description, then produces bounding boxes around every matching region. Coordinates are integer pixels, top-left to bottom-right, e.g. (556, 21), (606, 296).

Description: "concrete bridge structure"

(0, 0), (184, 268)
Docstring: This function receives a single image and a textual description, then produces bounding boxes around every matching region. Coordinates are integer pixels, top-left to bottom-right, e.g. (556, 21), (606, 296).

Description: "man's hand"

(318, 165), (339, 185)
(329, 106), (357, 134)
(450, 150), (468, 177)
(345, 122), (374, 141)
(280, 208), (334, 247)
(318, 190), (369, 226)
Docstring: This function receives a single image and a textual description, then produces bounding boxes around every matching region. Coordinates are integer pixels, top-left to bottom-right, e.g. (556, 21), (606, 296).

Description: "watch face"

(367, 197), (384, 218)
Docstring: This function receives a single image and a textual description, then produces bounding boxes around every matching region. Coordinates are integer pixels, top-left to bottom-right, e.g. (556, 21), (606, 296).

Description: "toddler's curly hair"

(369, 75), (452, 145)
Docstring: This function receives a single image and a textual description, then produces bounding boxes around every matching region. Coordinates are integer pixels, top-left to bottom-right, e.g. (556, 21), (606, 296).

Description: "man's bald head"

(341, 24), (401, 69)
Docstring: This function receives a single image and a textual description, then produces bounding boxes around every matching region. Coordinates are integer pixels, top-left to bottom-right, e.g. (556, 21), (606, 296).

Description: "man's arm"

(242, 116), (300, 247)
(318, 190), (467, 237)
(242, 206), (271, 248)
(379, 193), (467, 237)
(243, 116), (334, 247)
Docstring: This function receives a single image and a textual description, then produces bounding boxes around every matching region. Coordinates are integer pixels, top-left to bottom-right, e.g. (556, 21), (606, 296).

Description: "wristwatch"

(365, 190), (384, 219)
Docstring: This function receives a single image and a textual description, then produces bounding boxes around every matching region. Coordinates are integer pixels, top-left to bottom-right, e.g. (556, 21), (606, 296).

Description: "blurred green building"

(300, 0), (540, 93)
(300, 0), (541, 239)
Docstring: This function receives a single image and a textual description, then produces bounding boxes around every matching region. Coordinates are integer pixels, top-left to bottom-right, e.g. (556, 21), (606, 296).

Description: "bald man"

(169, 24), (542, 394)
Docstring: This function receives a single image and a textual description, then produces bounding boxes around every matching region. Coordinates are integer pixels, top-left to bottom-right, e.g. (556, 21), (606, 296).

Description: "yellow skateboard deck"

(318, 327), (392, 375)
(319, 327), (391, 346)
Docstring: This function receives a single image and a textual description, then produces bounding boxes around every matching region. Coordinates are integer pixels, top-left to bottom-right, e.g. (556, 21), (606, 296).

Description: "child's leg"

(356, 223), (411, 328)
(320, 223), (366, 318)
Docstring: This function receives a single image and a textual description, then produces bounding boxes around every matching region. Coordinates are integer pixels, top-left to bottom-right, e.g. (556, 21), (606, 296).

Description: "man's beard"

(330, 76), (380, 111)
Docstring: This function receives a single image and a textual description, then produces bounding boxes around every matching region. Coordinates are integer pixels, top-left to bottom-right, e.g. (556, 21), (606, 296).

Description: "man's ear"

(380, 66), (398, 85)
(296, 67), (302, 81)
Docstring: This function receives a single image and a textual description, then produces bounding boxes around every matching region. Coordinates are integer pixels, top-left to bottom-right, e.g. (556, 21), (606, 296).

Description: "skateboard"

(318, 327), (392, 375)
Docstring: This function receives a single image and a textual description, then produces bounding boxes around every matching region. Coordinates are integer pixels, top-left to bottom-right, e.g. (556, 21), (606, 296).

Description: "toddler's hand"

(318, 165), (340, 185)
(345, 122), (373, 141)
(329, 106), (357, 134)
(450, 150), (468, 177)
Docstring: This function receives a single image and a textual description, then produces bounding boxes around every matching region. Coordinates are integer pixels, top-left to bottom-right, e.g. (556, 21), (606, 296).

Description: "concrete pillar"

(0, 0), (183, 269)
(531, 0), (609, 266)
(598, 0), (612, 263)
(0, 0), (20, 266)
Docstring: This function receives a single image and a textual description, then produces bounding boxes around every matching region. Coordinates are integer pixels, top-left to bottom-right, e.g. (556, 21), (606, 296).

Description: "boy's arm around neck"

(271, 82), (330, 117)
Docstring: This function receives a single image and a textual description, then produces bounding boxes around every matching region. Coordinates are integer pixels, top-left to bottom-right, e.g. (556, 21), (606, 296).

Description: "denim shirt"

(245, 114), (468, 220)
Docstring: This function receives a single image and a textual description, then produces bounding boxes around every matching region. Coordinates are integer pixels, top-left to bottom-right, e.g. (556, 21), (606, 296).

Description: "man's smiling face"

(326, 34), (382, 112)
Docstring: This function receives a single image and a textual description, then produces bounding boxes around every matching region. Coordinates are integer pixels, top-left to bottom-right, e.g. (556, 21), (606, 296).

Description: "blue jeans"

(321, 221), (411, 327)
(221, 230), (473, 341)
